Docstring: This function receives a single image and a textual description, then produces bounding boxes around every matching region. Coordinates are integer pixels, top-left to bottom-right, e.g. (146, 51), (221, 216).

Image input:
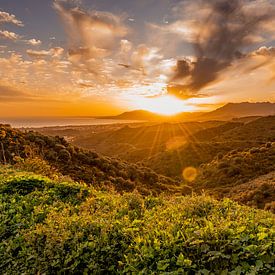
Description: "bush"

(0, 167), (274, 274)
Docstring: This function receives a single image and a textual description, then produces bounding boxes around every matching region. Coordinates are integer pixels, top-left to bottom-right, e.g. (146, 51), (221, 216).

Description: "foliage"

(196, 142), (275, 188)
(0, 166), (274, 274)
(145, 116), (275, 179)
(0, 124), (185, 195)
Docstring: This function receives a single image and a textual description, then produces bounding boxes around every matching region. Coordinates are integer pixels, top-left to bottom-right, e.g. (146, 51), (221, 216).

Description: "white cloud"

(26, 47), (64, 59)
(0, 30), (20, 40)
(0, 11), (24, 27)
(26, 38), (42, 46)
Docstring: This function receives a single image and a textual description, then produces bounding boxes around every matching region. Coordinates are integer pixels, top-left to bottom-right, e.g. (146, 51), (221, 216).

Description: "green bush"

(0, 167), (274, 274)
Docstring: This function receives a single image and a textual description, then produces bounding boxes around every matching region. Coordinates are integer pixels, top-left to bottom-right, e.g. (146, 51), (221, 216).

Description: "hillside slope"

(103, 102), (275, 122)
(0, 124), (185, 195)
(193, 143), (275, 207)
(1, 166), (274, 274)
(228, 172), (275, 211)
(199, 102), (275, 121)
(145, 116), (275, 178)
(72, 121), (225, 162)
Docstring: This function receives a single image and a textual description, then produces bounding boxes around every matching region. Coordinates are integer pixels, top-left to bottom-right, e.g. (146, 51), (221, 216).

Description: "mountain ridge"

(103, 102), (275, 122)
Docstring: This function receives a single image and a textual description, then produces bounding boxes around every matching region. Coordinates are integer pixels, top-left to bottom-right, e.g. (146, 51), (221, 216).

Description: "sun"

(135, 95), (194, 115)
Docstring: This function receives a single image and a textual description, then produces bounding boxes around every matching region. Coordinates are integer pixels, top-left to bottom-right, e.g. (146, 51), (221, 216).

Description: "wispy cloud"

(0, 85), (37, 102)
(26, 47), (64, 59)
(0, 11), (24, 27)
(25, 38), (42, 46)
(53, 0), (127, 62)
(0, 30), (20, 41)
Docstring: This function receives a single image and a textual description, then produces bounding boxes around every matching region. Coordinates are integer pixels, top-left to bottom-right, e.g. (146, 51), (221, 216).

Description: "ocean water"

(0, 117), (142, 128)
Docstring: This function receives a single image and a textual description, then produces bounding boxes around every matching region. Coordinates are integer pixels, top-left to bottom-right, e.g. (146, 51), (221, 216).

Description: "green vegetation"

(146, 117), (275, 179)
(1, 166), (274, 274)
(1, 117), (274, 208)
(71, 121), (224, 162)
(192, 143), (275, 211)
(0, 124), (186, 195)
(196, 142), (275, 189)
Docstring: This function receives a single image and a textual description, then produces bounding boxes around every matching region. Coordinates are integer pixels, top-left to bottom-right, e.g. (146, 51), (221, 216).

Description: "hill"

(102, 110), (165, 121)
(0, 124), (186, 195)
(145, 116), (275, 178)
(1, 120), (274, 209)
(193, 142), (275, 210)
(199, 102), (275, 121)
(102, 102), (275, 122)
(1, 166), (274, 274)
(71, 121), (225, 162)
(228, 171), (275, 211)
(101, 109), (205, 122)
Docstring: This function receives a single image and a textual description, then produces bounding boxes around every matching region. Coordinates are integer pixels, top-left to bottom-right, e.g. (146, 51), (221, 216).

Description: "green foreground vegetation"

(0, 166), (274, 274)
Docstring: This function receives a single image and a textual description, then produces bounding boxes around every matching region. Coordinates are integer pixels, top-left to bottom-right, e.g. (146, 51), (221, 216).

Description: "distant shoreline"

(0, 118), (145, 128)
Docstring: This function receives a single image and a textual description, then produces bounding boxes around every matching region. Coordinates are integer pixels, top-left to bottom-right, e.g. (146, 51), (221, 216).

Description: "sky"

(0, 0), (275, 117)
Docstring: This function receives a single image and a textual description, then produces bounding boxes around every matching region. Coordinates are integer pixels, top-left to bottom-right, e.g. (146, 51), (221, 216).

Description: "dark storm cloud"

(168, 0), (275, 98)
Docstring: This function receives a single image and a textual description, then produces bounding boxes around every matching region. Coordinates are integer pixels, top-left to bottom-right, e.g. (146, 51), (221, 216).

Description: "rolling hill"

(71, 121), (225, 162)
(198, 102), (275, 121)
(0, 124), (185, 195)
(145, 116), (275, 178)
(0, 118), (274, 209)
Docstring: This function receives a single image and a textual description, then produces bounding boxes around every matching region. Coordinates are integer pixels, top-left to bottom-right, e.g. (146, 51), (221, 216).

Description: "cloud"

(158, 0), (275, 98)
(26, 49), (52, 58)
(53, 0), (128, 80)
(0, 85), (37, 102)
(26, 47), (64, 59)
(54, 0), (127, 60)
(252, 46), (275, 57)
(0, 11), (24, 27)
(0, 30), (20, 40)
(149, 20), (195, 43)
(26, 38), (42, 46)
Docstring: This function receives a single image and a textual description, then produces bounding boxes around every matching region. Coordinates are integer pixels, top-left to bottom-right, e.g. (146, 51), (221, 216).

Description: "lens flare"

(182, 167), (198, 182)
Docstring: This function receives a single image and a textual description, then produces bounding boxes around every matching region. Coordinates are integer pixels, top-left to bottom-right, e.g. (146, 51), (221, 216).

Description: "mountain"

(103, 109), (204, 121)
(103, 110), (165, 121)
(105, 102), (275, 122)
(199, 102), (275, 121)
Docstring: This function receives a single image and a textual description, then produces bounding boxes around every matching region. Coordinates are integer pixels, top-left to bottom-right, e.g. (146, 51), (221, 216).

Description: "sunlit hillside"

(1, 166), (274, 274)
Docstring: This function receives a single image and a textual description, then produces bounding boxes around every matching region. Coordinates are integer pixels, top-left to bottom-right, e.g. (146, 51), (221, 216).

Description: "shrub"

(0, 167), (274, 274)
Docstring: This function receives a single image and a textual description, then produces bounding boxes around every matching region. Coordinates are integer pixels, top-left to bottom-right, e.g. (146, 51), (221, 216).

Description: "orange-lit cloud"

(0, 0), (275, 117)
(0, 11), (24, 26)
(0, 30), (20, 41)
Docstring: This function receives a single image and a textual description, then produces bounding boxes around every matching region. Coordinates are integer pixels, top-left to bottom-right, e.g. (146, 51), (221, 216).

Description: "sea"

(0, 117), (142, 128)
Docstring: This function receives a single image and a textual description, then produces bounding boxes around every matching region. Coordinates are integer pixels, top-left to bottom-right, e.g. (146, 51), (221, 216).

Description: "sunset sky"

(0, 0), (275, 117)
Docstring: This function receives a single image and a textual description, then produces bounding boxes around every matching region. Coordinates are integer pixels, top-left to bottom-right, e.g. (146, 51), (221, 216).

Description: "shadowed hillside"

(193, 143), (275, 210)
(71, 121), (225, 162)
(0, 119), (274, 208)
(0, 124), (186, 195)
(228, 172), (275, 211)
(145, 116), (275, 178)
(196, 102), (275, 121)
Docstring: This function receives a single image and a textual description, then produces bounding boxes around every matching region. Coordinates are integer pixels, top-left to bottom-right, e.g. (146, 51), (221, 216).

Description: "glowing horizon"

(0, 0), (275, 117)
